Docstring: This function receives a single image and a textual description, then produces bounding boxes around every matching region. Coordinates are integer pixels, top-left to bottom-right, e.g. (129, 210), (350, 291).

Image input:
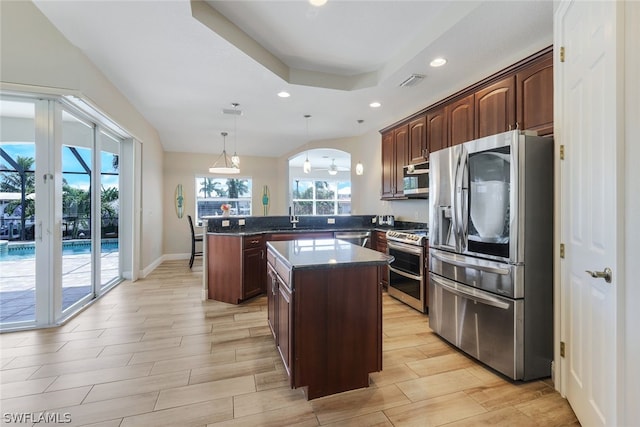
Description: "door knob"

(585, 267), (612, 283)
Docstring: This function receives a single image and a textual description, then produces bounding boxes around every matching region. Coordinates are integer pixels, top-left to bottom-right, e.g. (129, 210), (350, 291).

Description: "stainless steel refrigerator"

(428, 130), (553, 380)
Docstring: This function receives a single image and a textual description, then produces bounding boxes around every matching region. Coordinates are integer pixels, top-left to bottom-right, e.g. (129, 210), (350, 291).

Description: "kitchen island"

(266, 238), (393, 400)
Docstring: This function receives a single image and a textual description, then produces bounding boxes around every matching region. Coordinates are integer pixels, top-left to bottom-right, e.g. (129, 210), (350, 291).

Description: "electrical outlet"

(327, 218), (335, 224)
(238, 219), (245, 226)
(222, 220), (230, 227)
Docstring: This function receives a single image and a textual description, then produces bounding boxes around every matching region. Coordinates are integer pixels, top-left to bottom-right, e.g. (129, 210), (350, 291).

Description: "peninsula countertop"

(266, 238), (394, 271)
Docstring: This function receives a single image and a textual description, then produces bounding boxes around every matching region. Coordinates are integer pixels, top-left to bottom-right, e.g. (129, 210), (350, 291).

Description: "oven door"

(387, 241), (425, 313)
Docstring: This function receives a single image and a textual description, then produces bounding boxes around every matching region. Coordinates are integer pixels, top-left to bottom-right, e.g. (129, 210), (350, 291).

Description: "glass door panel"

(99, 131), (120, 290)
(0, 99), (37, 325)
(61, 111), (94, 312)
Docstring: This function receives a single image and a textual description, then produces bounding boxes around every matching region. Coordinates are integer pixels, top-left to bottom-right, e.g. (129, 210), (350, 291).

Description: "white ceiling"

(31, 0), (553, 163)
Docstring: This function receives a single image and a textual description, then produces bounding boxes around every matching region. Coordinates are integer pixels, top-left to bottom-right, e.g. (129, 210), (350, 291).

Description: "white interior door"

(556, 1), (622, 426)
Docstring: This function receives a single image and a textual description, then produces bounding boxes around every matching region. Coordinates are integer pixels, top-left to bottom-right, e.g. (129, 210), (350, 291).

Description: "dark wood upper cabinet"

(448, 94), (475, 146)
(427, 107), (448, 154)
(408, 115), (427, 164)
(393, 125), (408, 198)
(380, 47), (553, 199)
(517, 53), (554, 136)
(475, 76), (516, 138)
(380, 130), (395, 199)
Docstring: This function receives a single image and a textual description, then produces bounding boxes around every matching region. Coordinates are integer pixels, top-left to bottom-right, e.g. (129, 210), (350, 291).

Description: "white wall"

(280, 130), (430, 223)
(0, 1), (165, 273)
(162, 151), (280, 256)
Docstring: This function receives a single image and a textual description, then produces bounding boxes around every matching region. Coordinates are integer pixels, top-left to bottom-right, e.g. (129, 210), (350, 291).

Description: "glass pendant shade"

(303, 156), (311, 174)
(231, 152), (240, 167)
(209, 132), (240, 174)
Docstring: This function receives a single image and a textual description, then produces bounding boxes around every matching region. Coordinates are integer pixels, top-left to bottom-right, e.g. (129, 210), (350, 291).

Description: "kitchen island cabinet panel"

(266, 240), (389, 399)
(294, 266), (381, 399)
(277, 276), (292, 376)
(373, 230), (389, 290)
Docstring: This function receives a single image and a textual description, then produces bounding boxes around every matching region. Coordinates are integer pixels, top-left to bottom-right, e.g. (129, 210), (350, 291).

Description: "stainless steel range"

(385, 229), (428, 313)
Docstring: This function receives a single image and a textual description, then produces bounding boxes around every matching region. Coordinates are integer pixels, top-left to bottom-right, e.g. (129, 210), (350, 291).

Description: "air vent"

(222, 108), (242, 115)
(399, 74), (425, 87)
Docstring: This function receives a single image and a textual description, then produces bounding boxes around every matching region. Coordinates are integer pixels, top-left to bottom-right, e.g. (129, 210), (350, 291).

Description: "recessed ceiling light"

(369, 102), (381, 108)
(277, 91), (290, 98)
(430, 57), (447, 67)
(309, 0), (328, 6)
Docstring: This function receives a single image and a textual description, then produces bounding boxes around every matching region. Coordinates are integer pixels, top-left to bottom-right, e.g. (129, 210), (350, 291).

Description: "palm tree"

(226, 179), (249, 199)
(199, 178), (225, 198)
(0, 155), (35, 239)
(62, 179), (91, 239)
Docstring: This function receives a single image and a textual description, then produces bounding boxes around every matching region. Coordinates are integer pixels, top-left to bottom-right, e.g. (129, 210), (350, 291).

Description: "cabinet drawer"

(267, 248), (276, 267)
(275, 258), (292, 288)
(244, 235), (264, 249)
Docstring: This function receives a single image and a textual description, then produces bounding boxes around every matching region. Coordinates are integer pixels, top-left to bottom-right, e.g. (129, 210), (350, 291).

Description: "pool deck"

(0, 251), (119, 324)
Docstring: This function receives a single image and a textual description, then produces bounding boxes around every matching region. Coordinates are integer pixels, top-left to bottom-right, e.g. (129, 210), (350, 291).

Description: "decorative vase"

(222, 210), (230, 218)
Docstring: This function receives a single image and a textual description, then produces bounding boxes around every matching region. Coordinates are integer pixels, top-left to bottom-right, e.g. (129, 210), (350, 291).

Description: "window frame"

(291, 177), (351, 216)
(194, 175), (253, 222)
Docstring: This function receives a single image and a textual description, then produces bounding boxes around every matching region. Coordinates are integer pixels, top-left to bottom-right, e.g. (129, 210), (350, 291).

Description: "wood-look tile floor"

(0, 260), (580, 426)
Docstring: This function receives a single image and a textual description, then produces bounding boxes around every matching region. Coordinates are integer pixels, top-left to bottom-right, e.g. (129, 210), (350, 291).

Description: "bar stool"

(188, 215), (203, 268)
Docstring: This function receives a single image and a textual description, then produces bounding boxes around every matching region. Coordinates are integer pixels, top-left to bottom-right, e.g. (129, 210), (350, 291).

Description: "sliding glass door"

(0, 95), (125, 330)
(0, 98), (38, 324)
(61, 110), (94, 312)
(99, 131), (120, 291)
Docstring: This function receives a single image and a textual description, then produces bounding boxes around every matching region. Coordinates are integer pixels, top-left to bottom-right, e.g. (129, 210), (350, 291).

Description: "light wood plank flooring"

(0, 260), (579, 426)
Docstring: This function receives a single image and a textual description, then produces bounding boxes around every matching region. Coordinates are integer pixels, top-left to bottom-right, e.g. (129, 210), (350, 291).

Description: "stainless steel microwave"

(403, 162), (429, 197)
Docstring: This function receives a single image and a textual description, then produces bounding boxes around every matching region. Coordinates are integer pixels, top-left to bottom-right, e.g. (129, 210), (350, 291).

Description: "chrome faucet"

(289, 206), (299, 229)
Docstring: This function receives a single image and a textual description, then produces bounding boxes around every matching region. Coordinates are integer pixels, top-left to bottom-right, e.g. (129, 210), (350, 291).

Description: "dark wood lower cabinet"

(374, 231), (389, 290)
(267, 248), (382, 400)
(207, 234), (265, 304)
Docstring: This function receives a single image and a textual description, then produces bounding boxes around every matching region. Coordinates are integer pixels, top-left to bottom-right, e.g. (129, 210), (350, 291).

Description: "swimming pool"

(0, 239), (118, 261)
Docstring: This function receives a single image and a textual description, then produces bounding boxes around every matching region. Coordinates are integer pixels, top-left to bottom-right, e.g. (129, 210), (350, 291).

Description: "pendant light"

(303, 114), (312, 174)
(328, 159), (338, 176)
(231, 103), (240, 167)
(209, 132), (239, 174)
(355, 119), (364, 175)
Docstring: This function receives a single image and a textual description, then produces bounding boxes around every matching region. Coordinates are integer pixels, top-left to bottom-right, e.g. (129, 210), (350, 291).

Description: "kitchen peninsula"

(266, 238), (393, 399)
(203, 215), (425, 304)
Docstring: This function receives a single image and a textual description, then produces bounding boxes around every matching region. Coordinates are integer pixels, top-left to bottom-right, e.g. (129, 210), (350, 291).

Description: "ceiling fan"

(314, 158), (349, 176)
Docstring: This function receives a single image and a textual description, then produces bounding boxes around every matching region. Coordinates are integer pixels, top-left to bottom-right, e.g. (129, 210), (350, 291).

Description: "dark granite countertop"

(204, 215), (427, 236)
(267, 239), (394, 270)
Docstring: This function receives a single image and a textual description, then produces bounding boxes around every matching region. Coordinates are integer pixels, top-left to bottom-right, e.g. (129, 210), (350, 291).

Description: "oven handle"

(430, 274), (510, 309)
(387, 241), (424, 256)
(431, 251), (510, 275)
(389, 266), (422, 281)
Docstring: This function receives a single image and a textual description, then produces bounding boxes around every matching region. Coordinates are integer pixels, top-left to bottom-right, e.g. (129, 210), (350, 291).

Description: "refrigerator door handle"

(431, 251), (511, 275)
(459, 151), (469, 248)
(431, 274), (510, 310)
(452, 150), (462, 251)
